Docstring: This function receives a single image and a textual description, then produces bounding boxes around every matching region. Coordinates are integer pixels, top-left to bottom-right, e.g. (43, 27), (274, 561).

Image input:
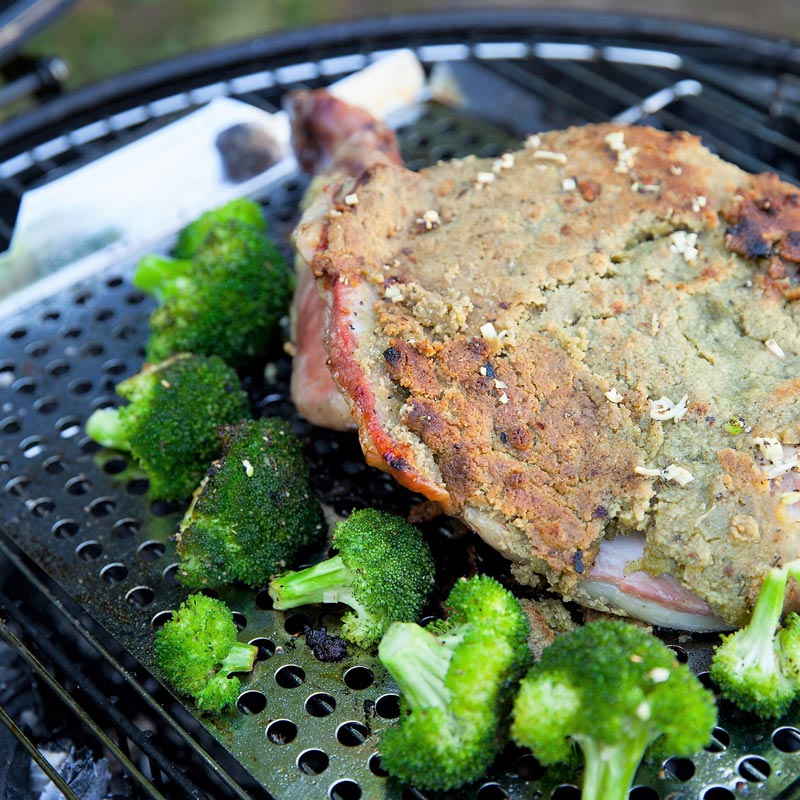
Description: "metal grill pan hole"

(100, 563), (129, 584)
(102, 457), (128, 475)
(701, 788), (735, 800)
(65, 476), (91, 495)
(52, 519), (79, 538)
(56, 416), (81, 438)
(76, 540), (102, 560)
(236, 690), (266, 715)
(368, 753), (388, 777)
(705, 727), (731, 753)
(283, 613), (310, 635)
(68, 379), (93, 395)
(125, 586), (154, 608)
(88, 497), (116, 517)
(298, 749), (329, 775)
(126, 478), (149, 496)
(137, 541), (165, 561)
(511, 752), (546, 780)
(29, 497), (55, 517)
(1, 416), (21, 434)
(344, 666), (373, 690)
(112, 517), (140, 537)
(476, 784), (509, 800)
(231, 611), (247, 631)
(374, 693), (399, 719)
(21, 436), (45, 458)
(305, 692), (336, 717)
(663, 756), (695, 781)
(329, 779), (361, 800)
(666, 644), (688, 663)
(275, 664), (305, 688)
(773, 726), (800, 752)
(35, 397), (59, 414)
(266, 719), (297, 745)
(336, 721), (369, 747)
(551, 786), (580, 800)
(255, 589), (273, 610)
(737, 755), (771, 782)
(149, 611), (173, 631)
(162, 563), (179, 585)
(5, 476), (29, 496)
(629, 788), (658, 800)
(13, 377), (36, 394)
(43, 456), (65, 473)
(249, 638), (275, 660)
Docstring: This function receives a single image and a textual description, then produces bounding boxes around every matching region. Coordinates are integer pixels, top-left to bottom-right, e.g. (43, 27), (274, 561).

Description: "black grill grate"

(1, 11), (800, 800)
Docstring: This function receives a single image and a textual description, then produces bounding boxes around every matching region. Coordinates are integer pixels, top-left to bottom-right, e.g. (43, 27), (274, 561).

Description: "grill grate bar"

(0, 531), (263, 800)
(0, 703), (84, 800)
(481, 57), (607, 122)
(0, 617), (168, 800)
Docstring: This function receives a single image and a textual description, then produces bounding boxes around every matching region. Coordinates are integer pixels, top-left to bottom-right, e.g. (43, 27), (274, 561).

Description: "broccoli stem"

(269, 555), (357, 609)
(578, 735), (652, 800)
(85, 408), (131, 451)
(220, 641), (259, 676)
(737, 566), (789, 674)
(378, 622), (454, 711)
(133, 254), (193, 295)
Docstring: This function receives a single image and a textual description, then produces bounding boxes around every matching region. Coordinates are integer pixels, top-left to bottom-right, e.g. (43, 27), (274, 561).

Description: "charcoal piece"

(303, 625), (348, 662)
(38, 748), (110, 800)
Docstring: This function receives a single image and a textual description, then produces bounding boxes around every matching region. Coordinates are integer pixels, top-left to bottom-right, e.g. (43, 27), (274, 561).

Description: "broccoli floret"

(709, 558), (800, 718)
(173, 198), (267, 259)
(268, 508), (435, 648)
(134, 201), (292, 367)
(85, 353), (250, 499)
(175, 417), (326, 588)
(377, 575), (531, 791)
(511, 620), (717, 800)
(154, 593), (257, 714)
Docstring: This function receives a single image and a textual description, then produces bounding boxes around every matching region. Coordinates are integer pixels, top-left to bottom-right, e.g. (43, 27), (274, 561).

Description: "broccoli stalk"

(175, 417), (326, 588)
(84, 353), (250, 500)
(268, 508), (435, 649)
(133, 254), (192, 298)
(85, 408), (131, 451)
(511, 620), (717, 800)
(377, 575), (531, 791)
(710, 558), (800, 717)
(154, 593), (257, 714)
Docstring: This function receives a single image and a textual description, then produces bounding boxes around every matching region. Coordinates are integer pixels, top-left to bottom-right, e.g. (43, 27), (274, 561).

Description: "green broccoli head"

(173, 198), (267, 259)
(134, 203), (292, 367)
(710, 559), (800, 718)
(154, 593), (257, 714)
(268, 508), (435, 649)
(377, 575), (531, 791)
(85, 353), (250, 499)
(511, 620), (717, 800)
(175, 417), (326, 588)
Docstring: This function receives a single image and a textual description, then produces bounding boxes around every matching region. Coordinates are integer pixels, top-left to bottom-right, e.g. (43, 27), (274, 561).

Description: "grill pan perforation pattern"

(2, 14), (800, 799)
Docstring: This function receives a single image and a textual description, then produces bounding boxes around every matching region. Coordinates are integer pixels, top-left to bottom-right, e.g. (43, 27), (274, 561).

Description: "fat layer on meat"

(293, 123), (800, 625)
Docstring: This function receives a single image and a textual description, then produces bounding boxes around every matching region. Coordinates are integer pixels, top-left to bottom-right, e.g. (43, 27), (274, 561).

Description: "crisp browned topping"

(723, 173), (800, 298)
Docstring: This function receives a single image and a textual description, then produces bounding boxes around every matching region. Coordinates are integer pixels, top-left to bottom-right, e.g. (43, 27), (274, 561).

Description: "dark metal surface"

(1, 12), (800, 800)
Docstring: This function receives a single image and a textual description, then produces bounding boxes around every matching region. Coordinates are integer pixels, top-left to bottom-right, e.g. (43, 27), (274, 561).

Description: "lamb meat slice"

(286, 89), (405, 431)
(294, 119), (800, 628)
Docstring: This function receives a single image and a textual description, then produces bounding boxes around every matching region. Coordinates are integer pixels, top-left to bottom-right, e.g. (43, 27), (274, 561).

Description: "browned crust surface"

(298, 123), (800, 624)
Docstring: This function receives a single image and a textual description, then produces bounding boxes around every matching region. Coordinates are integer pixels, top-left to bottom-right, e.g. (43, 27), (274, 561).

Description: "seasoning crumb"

(605, 388), (624, 403)
(562, 177), (577, 191)
(344, 193), (359, 206)
(765, 338), (786, 358)
(242, 459), (254, 478)
(533, 150), (568, 165)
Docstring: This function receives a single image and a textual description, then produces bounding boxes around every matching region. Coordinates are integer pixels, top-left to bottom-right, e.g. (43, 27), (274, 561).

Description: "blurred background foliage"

(21, 0), (800, 90)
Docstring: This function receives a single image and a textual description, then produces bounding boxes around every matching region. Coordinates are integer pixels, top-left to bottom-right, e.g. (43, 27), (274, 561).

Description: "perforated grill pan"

(2, 12), (800, 800)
